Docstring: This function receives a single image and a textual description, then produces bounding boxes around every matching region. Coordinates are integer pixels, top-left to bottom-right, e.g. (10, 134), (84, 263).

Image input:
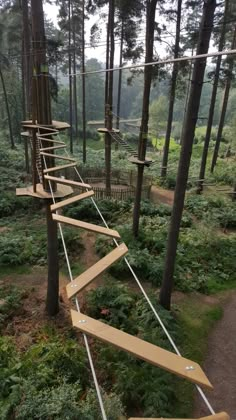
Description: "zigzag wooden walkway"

(18, 126), (229, 419)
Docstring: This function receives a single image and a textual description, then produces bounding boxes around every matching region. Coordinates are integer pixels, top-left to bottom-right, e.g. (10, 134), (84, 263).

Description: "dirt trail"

(194, 293), (236, 419)
(150, 185), (174, 206)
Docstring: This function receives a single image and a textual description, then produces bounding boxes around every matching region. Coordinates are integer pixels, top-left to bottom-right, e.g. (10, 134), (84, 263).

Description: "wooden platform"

(43, 162), (76, 174)
(52, 214), (121, 239)
(129, 156), (153, 166)
(16, 184), (73, 199)
(22, 120), (70, 130)
(67, 243), (128, 298)
(129, 415), (230, 420)
(44, 175), (91, 190)
(50, 191), (94, 212)
(71, 310), (213, 390)
(40, 145), (66, 152)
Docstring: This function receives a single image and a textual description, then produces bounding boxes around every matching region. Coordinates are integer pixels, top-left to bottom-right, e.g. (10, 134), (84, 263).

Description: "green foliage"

(0, 286), (24, 329)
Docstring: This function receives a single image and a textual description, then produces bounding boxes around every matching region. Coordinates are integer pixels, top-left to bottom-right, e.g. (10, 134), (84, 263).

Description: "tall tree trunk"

(68, 0), (73, 153)
(161, 0), (182, 178)
(180, 48), (194, 144)
(82, 0), (86, 163)
(22, 0), (31, 117)
(132, 0), (157, 237)
(159, 0), (216, 310)
(116, 20), (124, 131)
(211, 26), (236, 173)
(197, 0), (229, 192)
(105, 0), (115, 196)
(72, 4), (78, 141)
(0, 67), (15, 149)
(31, 0), (59, 316)
(104, 18), (110, 121)
(21, 38), (26, 121)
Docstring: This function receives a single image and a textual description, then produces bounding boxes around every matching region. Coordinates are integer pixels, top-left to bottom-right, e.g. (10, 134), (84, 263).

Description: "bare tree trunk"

(0, 67), (15, 149)
(161, 0), (182, 178)
(105, 0), (115, 196)
(197, 0), (229, 192)
(31, 0), (59, 316)
(159, 0), (216, 310)
(82, 0), (86, 163)
(211, 26), (236, 173)
(22, 0), (31, 117)
(116, 20), (124, 131)
(133, 0), (157, 237)
(21, 37), (26, 121)
(72, 4), (78, 141)
(68, 0), (73, 153)
(104, 19), (110, 120)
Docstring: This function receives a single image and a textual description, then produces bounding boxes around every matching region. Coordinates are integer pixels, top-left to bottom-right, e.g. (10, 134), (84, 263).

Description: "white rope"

(38, 133), (108, 420)
(70, 48), (236, 77)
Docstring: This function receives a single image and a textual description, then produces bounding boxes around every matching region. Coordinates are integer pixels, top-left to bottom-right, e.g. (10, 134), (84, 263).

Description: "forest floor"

(194, 292), (236, 419)
(150, 185), (174, 206)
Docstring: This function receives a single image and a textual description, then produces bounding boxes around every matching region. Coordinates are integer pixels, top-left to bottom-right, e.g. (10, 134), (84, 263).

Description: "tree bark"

(116, 20), (124, 131)
(22, 0), (31, 117)
(211, 26), (236, 173)
(82, 0), (86, 163)
(132, 0), (157, 237)
(0, 67), (15, 149)
(31, 0), (59, 316)
(72, 4), (78, 141)
(197, 0), (229, 192)
(159, 0), (216, 310)
(105, 0), (115, 197)
(68, 0), (73, 153)
(161, 0), (182, 178)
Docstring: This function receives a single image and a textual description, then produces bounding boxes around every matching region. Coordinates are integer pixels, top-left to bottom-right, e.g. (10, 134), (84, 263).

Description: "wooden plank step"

(40, 145), (66, 152)
(71, 311), (213, 390)
(52, 214), (121, 239)
(67, 243), (128, 299)
(44, 175), (91, 190)
(51, 191), (94, 212)
(37, 137), (65, 145)
(40, 152), (75, 162)
(43, 162), (76, 174)
(129, 414), (230, 420)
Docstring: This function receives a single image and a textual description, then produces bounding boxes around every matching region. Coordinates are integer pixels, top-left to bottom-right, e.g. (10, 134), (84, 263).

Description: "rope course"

(17, 125), (231, 419)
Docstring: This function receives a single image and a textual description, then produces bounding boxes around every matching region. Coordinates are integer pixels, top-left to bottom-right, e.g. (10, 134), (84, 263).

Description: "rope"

(38, 133), (108, 420)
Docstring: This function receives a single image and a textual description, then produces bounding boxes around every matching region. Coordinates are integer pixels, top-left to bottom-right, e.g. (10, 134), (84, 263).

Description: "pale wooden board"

(71, 310), (213, 390)
(21, 131), (30, 137)
(37, 137), (65, 145)
(129, 414), (230, 420)
(16, 184), (73, 199)
(50, 190), (94, 211)
(40, 152), (75, 162)
(67, 243), (128, 299)
(40, 145), (66, 152)
(43, 162), (76, 174)
(22, 120), (70, 130)
(52, 214), (121, 239)
(97, 127), (120, 133)
(129, 156), (153, 165)
(44, 175), (91, 190)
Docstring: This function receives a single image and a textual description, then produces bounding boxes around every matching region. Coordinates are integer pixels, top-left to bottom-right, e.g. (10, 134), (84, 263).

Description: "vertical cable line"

(59, 140), (215, 415)
(38, 133), (108, 420)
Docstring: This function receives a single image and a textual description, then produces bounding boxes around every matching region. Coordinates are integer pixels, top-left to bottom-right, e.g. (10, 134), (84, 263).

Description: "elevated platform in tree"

(97, 127), (120, 133)
(129, 156), (153, 167)
(16, 183), (73, 199)
(21, 120), (70, 131)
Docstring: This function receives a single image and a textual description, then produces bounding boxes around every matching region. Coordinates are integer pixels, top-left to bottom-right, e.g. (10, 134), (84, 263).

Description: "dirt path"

(150, 185), (174, 206)
(194, 293), (236, 419)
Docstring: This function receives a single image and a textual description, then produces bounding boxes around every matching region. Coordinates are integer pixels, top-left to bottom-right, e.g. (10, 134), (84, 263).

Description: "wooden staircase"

(18, 127), (229, 419)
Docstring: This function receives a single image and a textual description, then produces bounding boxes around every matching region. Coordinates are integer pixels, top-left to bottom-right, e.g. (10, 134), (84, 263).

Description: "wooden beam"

(67, 243), (128, 298)
(52, 214), (121, 239)
(43, 162), (76, 174)
(44, 175), (91, 190)
(50, 191), (94, 212)
(40, 145), (66, 152)
(37, 137), (65, 145)
(128, 414), (230, 420)
(71, 311), (213, 390)
(40, 152), (75, 162)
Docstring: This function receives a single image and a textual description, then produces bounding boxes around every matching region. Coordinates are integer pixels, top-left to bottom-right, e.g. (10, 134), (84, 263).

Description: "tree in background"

(160, 0), (216, 310)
